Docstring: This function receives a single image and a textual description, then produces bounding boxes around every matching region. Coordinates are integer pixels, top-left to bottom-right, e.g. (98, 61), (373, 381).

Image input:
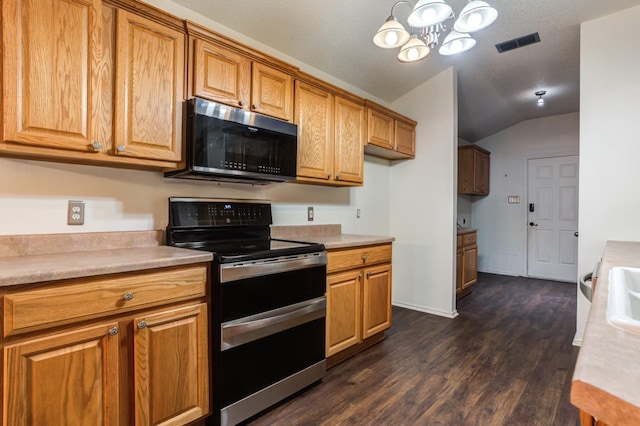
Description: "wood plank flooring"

(246, 273), (581, 425)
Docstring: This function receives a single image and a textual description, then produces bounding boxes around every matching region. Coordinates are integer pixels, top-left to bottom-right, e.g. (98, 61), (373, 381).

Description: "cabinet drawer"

(3, 265), (207, 336)
(462, 233), (477, 247)
(327, 244), (392, 273)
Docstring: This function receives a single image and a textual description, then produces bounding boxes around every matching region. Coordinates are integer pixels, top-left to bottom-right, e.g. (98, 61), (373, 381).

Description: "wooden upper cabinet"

(192, 38), (251, 109)
(334, 97), (365, 184)
(114, 9), (184, 162)
(251, 62), (294, 121)
(367, 108), (394, 150)
(458, 145), (491, 195)
(294, 73), (364, 186)
(1, 0), (186, 169)
(365, 100), (416, 160)
(187, 23), (295, 122)
(1, 0), (110, 152)
(295, 80), (334, 181)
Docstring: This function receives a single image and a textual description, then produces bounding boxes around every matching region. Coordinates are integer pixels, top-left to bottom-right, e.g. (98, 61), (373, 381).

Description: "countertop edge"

(0, 246), (212, 287)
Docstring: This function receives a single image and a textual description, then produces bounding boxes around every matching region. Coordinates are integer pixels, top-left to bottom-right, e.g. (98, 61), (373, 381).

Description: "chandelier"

(373, 0), (498, 63)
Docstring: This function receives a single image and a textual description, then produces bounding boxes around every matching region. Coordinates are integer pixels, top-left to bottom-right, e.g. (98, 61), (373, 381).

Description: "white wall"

(576, 4), (640, 344)
(471, 113), (579, 276)
(388, 67), (458, 318)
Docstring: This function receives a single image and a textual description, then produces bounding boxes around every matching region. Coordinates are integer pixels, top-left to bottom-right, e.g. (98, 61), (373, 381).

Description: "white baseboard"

(392, 301), (459, 319)
(477, 267), (520, 277)
(572, 333), (583, 347)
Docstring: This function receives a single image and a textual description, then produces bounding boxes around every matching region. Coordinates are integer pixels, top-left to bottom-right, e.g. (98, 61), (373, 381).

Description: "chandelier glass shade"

(373, 0), (497, 63)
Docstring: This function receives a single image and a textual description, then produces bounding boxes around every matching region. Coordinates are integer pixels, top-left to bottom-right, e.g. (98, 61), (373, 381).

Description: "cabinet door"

(114, 9), (184, 162)
(251, 62), (293, 121)
(326, 270), (362, 357)
(456, 250), (463, 298)
(4, 322), (120, 425)
(367, 108), (394, 150)
(2, 0), (111, 153)
(294, 81), (334, 181)
(333, 97), (365, 184)
(462, 245), (478, 290)
(362, 264), (392, 339)
(475, 150), (490, 195)
(192, 38), (251, 108)
(133, 303), (209, 426)
(395, 120), (416, 157)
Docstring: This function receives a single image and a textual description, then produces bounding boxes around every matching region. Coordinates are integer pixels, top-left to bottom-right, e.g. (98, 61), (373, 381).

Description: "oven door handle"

(220, 252), (327, 282)
(221, 296), (326, 351)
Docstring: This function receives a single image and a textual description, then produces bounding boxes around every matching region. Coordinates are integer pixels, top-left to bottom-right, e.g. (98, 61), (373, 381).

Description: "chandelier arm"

(391, 0), (413, 16)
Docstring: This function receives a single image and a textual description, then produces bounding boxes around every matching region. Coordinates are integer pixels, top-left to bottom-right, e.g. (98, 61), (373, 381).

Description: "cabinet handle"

(108, 327), (119, 336)
(327, 173), (332, 179)
(252, 103), (259, 109)
(116, 144), (126, 152)
(123, 292), (133, 301)
(91, 141), (102, 151)
(137, 320), (147, 329)
(362, 255), (368, 263)
(358, 273), (363, 280)
(367, 271), (371, 278)
(336, 174), (340, 180)
(238, 100), (245, 107)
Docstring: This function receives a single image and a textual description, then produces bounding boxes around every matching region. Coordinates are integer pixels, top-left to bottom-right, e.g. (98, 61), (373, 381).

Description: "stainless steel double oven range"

(166, 197), (327, 426)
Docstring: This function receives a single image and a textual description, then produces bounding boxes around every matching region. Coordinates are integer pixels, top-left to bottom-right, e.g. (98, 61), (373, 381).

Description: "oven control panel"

(168, 198), (272, 227)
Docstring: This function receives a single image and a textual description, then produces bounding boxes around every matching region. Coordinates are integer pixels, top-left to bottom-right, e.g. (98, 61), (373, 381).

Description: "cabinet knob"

(137, 320), (147, 329)
(395, 146), (399, 151)
(116, 144), (125, 152)
(91, 141), (102, 151)
(327, 173), (332, 179)
(238, 100), (246, 107)
(123, 292), (134, 301)
(358, 273), (363, 279)
(336, 174), (340, 180)
(362, 255), (368, 263)
(252, 103), (259, 109)
(367, 271), (371, 278)
(108, 327), (119, 336)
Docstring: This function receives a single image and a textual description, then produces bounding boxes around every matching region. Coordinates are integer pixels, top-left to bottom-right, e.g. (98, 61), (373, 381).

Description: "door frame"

(523, 152), (579, 280)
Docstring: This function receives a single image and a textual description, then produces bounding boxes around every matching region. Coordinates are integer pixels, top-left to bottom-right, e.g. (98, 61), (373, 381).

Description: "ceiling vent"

(495, 32), (540, 53)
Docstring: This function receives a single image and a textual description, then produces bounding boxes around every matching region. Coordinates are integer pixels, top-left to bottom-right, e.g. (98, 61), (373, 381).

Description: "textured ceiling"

(170, 0), (640, 142)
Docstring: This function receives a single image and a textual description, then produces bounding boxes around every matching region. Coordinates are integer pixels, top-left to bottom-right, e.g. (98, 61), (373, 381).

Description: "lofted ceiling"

(170, 0), (640, 142)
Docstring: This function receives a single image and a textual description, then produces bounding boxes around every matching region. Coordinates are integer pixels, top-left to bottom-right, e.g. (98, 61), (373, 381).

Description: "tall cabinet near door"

(294, 72), (365, 186)
(1, 0), (185, 168)
(458, 145), (491, 195)
(326, 243), (392, 366)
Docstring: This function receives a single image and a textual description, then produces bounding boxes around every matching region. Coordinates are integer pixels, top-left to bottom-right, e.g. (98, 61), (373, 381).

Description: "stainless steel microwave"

(165, 98), (298, 184)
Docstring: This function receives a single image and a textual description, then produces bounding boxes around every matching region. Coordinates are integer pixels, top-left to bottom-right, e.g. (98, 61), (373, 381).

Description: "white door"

(527, 156), (579, 282)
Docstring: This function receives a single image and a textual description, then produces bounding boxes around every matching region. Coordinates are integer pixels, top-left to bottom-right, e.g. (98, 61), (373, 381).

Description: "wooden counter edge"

(571, 379), (640, 425)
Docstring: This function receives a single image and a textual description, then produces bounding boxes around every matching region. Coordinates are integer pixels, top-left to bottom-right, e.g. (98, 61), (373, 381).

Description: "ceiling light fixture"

(373, 0), (498, 63)
(535, 90), (546, 106)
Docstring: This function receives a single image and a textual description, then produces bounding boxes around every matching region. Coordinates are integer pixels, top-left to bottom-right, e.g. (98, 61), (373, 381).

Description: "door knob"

(529, 222), (538, 227)
(574, 232), (579, 237)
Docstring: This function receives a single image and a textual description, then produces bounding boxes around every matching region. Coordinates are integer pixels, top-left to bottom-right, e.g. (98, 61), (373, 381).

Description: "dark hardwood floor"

(246, 273), (580, 425)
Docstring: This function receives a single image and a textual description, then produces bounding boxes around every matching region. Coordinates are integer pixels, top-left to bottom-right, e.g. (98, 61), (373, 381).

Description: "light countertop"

(271, 224), (394, 250)
(571, 240), (640, 425)
(0, 231), (212, 287)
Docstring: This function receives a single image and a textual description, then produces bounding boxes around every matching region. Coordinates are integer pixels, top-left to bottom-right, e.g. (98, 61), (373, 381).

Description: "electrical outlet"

(307, 206), (314, 222)
(67, 200), (85, 225)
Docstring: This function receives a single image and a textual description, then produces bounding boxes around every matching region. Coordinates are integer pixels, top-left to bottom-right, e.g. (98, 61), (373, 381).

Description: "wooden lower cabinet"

(326, 244), (392, 366)
(1, 264), (210, 426)
(456, 230), (478, 299)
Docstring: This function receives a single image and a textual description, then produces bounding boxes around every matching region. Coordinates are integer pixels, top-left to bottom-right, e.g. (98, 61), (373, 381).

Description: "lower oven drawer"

(218, 317), (325, 409)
